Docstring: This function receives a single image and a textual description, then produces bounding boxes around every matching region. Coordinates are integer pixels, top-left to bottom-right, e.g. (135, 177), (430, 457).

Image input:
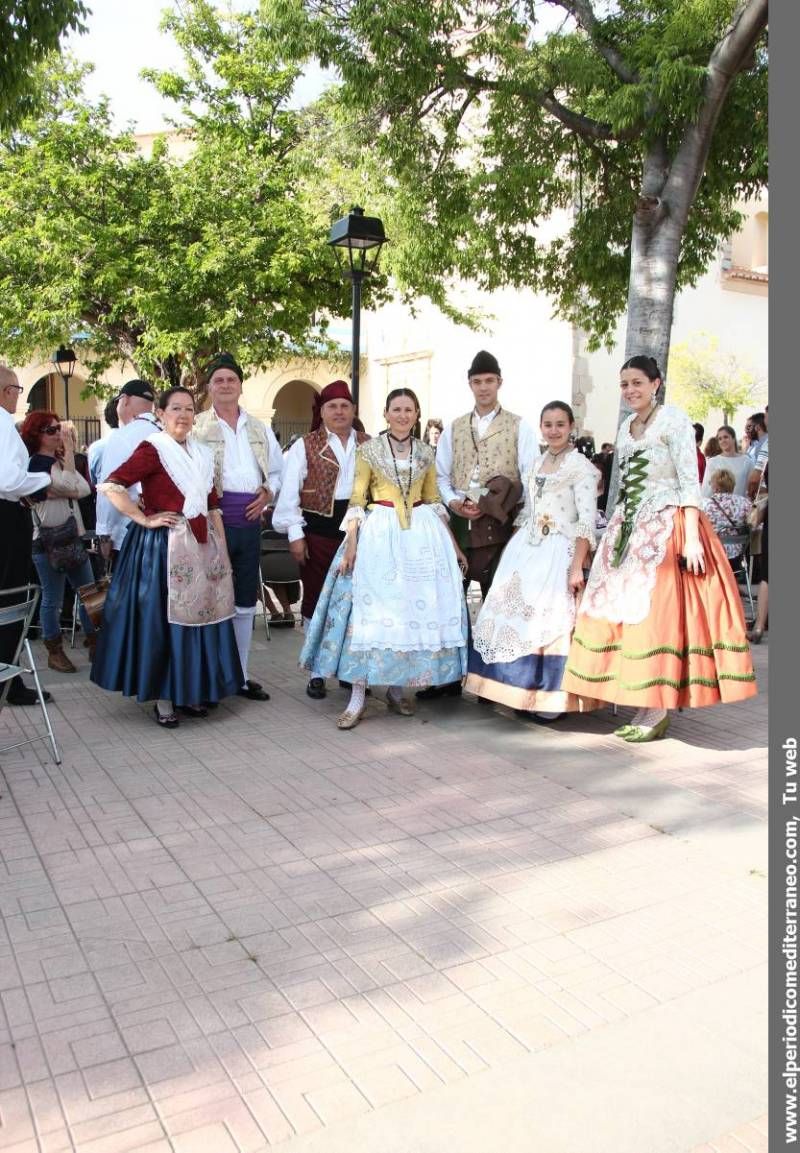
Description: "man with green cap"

(193, 352), (283, 701)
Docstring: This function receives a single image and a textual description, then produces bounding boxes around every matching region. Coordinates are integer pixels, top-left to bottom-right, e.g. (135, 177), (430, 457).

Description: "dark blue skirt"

(90, 524), (242, 706)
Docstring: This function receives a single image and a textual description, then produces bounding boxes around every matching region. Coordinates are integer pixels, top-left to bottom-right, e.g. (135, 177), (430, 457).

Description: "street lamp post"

(52, 346), (77, 419)
(327, 207), (387, 412)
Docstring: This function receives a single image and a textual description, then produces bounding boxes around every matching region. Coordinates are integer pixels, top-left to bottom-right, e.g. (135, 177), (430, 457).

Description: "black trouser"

(0, 499), (34, 667)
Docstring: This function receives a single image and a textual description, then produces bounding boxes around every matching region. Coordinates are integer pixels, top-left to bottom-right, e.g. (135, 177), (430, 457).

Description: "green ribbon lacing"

(611, 449), (648, 568)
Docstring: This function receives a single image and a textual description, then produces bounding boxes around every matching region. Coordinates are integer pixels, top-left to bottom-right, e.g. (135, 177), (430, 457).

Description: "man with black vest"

(272, 380), (369, 699)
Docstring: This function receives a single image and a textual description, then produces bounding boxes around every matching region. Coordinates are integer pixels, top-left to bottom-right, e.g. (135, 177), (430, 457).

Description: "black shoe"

(6, 682), (52, 707)
(339, 680), (351, 689)
(153, 704), (179, 728)
(415, 682), (462, 701)
(238, 680), (270, 701)
(178, 704), (209, 718)
(306, 677), (326, 699)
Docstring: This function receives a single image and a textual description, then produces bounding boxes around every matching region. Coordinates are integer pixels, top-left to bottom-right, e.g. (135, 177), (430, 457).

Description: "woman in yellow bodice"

(300, 389), (468, 728)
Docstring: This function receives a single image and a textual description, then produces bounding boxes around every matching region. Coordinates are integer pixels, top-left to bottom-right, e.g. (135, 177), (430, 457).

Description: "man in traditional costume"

(420, 350), (538, 699)
(193, 352), (283, 702)
(272, 380), (369, 699)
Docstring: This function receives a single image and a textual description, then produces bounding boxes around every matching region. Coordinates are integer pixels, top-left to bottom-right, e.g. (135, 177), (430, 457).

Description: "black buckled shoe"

(306, 677), (326, 700)
(178, 704), (209, 718)
(415, 682), (462, 701)
(238, 680), (270, 701)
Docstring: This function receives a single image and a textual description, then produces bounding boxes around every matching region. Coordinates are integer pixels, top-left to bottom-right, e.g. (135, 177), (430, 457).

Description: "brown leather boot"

(44, 636), (77, 673)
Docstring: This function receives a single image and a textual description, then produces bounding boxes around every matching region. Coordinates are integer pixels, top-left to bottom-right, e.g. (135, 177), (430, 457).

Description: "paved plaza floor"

(0, 622), (768, 1152)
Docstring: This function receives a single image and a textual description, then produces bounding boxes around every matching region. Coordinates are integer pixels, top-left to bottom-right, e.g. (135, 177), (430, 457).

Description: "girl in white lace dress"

(562, 356), (757, 742)
(465, 401), (601, 720)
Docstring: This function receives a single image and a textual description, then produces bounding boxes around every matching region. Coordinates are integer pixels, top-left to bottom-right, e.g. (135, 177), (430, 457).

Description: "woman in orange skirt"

(561, 355), (757, 742)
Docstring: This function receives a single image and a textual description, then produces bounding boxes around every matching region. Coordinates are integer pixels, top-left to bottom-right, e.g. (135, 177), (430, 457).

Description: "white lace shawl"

(147, 432), (214, 520)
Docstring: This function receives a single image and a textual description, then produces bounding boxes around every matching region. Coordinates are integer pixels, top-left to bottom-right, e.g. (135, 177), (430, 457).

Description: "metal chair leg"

(25, 638), (61, 765)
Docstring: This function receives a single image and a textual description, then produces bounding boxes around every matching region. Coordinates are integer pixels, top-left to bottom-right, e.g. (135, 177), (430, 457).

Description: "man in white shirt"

(87, 397), (119, 486)
(425, 350), (538, 699)
(0, 366), (53, 705)
(96, 380), (158, 559)
(272, 379), (369, 699)
(194, 352), (283, 702)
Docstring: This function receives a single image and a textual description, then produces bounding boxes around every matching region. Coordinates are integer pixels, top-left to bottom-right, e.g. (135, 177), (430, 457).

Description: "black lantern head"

(328, 206), (387, 278)
(52, 346), (77, 381)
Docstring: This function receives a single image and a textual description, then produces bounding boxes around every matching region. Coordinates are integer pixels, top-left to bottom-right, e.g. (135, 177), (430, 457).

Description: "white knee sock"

(631, 707), (668, 728)
(346, 682), (367, 714)
(233, 606), (256, 687)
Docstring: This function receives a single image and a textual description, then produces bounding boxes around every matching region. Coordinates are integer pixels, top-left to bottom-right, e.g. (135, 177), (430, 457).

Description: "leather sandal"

(386, 693), (414, 717)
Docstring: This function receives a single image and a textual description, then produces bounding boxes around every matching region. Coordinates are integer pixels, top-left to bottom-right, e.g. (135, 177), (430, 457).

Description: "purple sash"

(219, 491), (255, 528)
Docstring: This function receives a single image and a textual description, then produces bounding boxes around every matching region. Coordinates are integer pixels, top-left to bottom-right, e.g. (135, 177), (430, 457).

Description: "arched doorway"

(271, 380), (319, 445)
(26, 373), (102, 446)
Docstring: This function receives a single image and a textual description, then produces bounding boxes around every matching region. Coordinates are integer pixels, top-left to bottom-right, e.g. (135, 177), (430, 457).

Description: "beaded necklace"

(386, 432), (415, 520)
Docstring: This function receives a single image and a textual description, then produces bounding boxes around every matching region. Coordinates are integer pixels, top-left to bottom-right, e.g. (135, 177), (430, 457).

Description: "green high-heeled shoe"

(613, 724), (634, 738)
(623, 715), (670, 743)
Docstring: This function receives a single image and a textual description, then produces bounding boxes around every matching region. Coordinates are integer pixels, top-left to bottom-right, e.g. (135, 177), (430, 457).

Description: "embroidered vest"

(301, 426), (369, 516)
(450, 409), (522, 492)
(193, 407), (270, 497)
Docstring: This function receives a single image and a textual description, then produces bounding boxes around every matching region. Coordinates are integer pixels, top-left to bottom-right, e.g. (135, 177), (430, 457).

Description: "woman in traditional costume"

(465, 401), (601, 721)
(91, 387), (242, 728)
(561, 356), (757, 742)
(300, 388), (469, 729)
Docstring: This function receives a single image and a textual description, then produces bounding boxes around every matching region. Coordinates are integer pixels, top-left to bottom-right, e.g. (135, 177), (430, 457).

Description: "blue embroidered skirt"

(299, 529), (467, 688)
(91, 524), (242, 706)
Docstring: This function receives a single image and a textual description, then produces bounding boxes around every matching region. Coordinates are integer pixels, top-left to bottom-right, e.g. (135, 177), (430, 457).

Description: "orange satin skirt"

(561, 509), (757, 709)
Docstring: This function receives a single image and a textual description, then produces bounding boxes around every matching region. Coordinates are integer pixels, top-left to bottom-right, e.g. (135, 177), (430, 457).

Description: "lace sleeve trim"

(96, 482), (127, 495)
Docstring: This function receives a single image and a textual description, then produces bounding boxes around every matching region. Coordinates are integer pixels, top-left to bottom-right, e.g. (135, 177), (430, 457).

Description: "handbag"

(747, 474), (767, 557)
(32, 505), (86, 573)
(78, 576), (112, 629)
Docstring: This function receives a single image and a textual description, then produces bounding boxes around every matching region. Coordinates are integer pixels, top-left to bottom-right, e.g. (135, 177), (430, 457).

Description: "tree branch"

(665, 0), (767, 224)
(545, 0), (640, 84)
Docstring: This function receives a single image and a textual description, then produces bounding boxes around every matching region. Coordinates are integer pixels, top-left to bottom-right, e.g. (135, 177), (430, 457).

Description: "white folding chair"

(719, 533), (755, 621)
(0, 585), (61, 764)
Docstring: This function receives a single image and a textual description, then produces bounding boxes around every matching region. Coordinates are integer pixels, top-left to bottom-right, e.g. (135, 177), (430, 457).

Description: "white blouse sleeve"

(572, 457), (598, 548)
(665, 407), (702, 508)
(514, 463), (536, 528)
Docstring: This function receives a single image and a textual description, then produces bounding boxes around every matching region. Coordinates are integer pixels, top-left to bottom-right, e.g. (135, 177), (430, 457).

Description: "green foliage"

(668, 332), (762, 420)
(0, 0), (86, 129)
(0, 6), (378, 388)
(264, 0), (767, 348)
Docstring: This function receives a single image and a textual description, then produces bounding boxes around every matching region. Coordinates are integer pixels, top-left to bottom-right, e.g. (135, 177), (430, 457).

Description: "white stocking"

(387, 686), (404, 704)
(157, 699), (175, 718)
(345, 681), (367, 715)
(631, 707), (668, 728)
(232, 605), (256, 687)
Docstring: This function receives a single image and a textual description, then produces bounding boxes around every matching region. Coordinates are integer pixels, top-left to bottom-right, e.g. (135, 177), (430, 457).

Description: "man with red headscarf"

(273, 380), (369, 698)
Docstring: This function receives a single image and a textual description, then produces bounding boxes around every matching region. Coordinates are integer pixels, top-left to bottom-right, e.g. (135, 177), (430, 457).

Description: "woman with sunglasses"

(21, 412), (97, 672)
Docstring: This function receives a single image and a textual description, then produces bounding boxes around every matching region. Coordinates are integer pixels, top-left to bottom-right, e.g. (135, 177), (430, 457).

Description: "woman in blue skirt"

(91, 387), (242, 727)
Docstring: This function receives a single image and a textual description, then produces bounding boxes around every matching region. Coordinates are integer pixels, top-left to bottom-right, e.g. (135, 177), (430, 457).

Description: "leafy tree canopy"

(668, 332), (762, 422)
(0, 0), (86, 130)
(0, 2), (378, 390)
(265, 0), (768, 351)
